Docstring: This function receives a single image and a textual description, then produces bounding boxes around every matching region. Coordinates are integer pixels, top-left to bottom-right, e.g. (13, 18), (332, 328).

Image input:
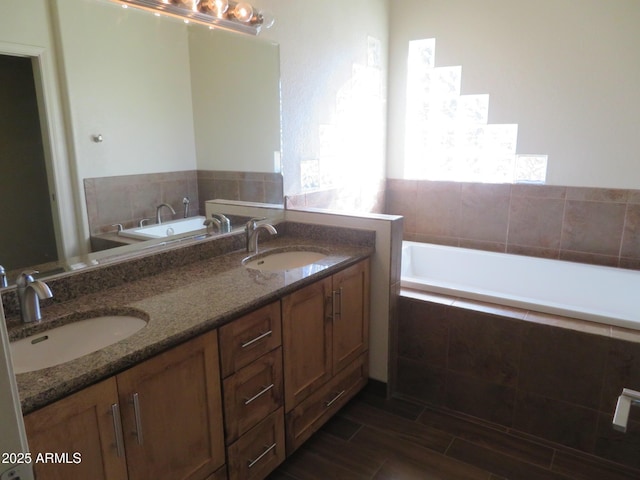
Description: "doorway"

(0, 54), (58, 272)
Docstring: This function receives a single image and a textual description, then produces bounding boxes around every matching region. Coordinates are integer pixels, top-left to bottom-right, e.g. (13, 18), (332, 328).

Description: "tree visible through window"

(404, 38), (547, 183)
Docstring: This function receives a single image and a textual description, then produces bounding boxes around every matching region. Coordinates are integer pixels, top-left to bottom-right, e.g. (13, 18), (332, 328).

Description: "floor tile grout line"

(549, 448), (558, 473)
(368, 459), (388, 480)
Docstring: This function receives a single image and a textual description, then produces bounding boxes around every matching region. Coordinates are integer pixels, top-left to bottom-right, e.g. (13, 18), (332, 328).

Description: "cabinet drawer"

(227, 407), (286, 480)
(223, 347), (283, 444)
(285, 352), (368, 454)
(219, 302), (282, 378)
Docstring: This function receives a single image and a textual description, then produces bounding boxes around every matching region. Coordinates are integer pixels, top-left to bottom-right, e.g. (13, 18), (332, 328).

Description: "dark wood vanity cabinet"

(23, 258), (370, 480)
(116, 330), (225, 480)
(24, 377), (128, 480)
(282, 259), (370, 454)
(24, 329), (225, 480)
(218, 302), (286, 480)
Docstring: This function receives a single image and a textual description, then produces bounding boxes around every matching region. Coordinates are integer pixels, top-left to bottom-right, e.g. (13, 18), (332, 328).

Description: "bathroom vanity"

(7, 227), (372, 480)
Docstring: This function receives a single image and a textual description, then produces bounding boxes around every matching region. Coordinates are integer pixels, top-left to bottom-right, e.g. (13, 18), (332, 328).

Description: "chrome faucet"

(0, 265), (7, 288)
(245, 218), (277, 253)
(612, 388), (640, 432)
(182, 196), (190, 218)
(211, 213), (231, 233)
(155, 203), (176, 224)
(203, 216), (222, 233)
(16, 271), (53, 323)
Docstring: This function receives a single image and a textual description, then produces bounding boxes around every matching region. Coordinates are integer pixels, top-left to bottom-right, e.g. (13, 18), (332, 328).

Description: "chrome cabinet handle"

(324, 389), (346, 408)
(247, 442), (276, 469)
(241, 330), (272, 349)
(111, 403), (125, 458)
(132, 393), (144, 446)
(244, 383), (275, 405)
(332, 287), (343, 321)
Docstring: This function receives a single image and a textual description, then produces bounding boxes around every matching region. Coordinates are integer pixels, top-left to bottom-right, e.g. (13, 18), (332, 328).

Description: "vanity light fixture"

(109, 0), (274, 35)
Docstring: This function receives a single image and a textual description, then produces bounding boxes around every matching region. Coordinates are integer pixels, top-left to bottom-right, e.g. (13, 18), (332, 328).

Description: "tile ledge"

(400, 288), (640, 343)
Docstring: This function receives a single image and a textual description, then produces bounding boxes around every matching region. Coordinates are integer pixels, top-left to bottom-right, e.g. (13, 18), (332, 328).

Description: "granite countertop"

(11, 237), (373, 414)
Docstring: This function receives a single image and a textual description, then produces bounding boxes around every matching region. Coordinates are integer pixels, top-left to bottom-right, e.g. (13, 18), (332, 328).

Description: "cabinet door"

(24, 377), (128, 480)
(332, 260), (370, 375)
(282, 276), (332, 412)
(117, 329), (225, 480)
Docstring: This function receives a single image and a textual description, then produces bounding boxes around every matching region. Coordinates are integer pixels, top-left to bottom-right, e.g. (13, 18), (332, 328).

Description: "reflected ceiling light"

(111, 0), (274, 36)
(232, 2), (253, 23)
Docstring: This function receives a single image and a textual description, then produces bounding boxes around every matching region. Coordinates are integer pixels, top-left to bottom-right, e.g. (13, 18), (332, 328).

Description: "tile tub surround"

(394, 289), (640, 472)
(285, 179), (387, 215)
(84, 171), (200, 236)
(84, 170), (283, 236)
(386, 179), (640, 269)
(3, 224), (374, 413)
(197, 170), (284, 208)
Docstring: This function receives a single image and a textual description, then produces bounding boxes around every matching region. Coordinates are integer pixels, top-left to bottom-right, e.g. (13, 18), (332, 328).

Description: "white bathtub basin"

(401, 241), (640, 330)
(243, 250), (327, 272)
(119, 216), (207, 240)
(11, 315), (147, 374)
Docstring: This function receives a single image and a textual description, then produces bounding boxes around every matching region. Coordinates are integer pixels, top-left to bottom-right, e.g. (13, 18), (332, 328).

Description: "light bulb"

(233, 2), (253, 23)
(210, 0), (228, 16)
(258, 10), (275, 29)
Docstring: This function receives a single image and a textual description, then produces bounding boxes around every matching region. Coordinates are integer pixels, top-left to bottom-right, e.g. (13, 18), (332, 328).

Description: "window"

(404, 39), (546, 183)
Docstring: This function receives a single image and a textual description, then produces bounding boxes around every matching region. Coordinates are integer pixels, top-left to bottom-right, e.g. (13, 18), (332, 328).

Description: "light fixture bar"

(110, 0), (261, 36)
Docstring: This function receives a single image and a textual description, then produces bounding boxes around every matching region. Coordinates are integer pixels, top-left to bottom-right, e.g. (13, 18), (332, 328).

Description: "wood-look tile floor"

(267, 383), (640, 480)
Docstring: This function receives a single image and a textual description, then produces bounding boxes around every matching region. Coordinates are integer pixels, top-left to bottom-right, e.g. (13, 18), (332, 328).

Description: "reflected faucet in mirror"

(182, 197), (190, 218)
(203, 213), (231, 234)
(156, 203), (177, 224)
(16, 271), (53, 323)
(211, 213), (231, 233)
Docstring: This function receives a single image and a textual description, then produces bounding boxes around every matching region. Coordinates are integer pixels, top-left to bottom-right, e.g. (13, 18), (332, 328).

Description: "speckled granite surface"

(9, 233), (373, 414)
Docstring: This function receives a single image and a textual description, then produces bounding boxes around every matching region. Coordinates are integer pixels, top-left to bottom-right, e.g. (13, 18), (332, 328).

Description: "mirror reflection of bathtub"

(118, 217), (208, 240)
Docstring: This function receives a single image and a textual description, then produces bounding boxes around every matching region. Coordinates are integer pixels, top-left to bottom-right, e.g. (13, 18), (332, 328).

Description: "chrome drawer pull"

(244, 383), (275, 405)
(241, 330), (272, 348)
(324, 389), (346, 408)
(132, 392), (144, 446)
(332, 287), (343, 321)
(111, 403), (125, 458)
(247, 442), (276, 469)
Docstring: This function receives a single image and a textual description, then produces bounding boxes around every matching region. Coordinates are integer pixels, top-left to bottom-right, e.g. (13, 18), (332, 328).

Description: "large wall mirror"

(0, 0), (282, 283)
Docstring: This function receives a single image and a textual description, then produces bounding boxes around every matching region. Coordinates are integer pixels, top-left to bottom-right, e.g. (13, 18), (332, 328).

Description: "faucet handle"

(0, 265), (7, 288)
(16, 270), (38, 287)
(246, 217), (266, 230)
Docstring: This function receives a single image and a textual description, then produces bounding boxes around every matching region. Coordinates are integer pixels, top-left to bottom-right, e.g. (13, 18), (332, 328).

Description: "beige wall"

(189, 27), (280, 173)
(387, 0), (640, 189)
(254, 0), (390, 198)
(54, 0), (197, 179)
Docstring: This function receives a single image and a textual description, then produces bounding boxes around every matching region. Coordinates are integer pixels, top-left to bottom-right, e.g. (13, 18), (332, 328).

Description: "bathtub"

(119, 216), (207, 240)
(401, 241), (640, 330)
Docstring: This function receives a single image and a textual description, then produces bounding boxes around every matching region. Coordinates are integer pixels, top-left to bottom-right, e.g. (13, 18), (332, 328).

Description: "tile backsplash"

(84, 170), (283, 236)
(386, 179), (640, 269)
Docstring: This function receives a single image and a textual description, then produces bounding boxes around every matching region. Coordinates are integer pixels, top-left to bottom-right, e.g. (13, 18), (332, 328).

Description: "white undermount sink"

(10, 315), (147, 374)
(243, 250), (328, 272)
